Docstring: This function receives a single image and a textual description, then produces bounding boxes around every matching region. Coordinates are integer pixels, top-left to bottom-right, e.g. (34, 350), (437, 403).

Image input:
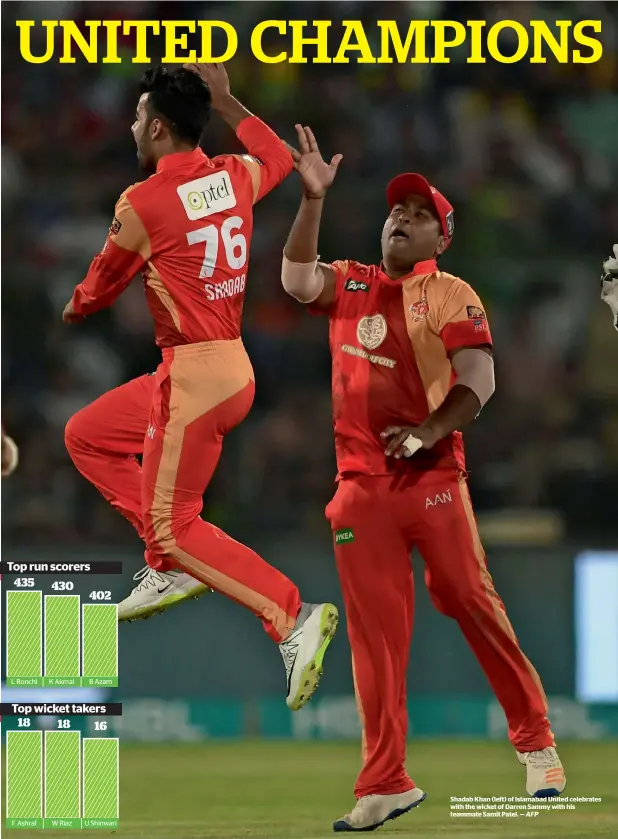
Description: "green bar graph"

(5, 732), (120, 830)
(44, 595), (80, 686)
(83, 739), (119, 828)
(6, 591), (43, 686)
(81, 604), (118, 687)
(44, 731), (81, 829)
(6, 731), (43, 829)
(5, 592), (120, 687)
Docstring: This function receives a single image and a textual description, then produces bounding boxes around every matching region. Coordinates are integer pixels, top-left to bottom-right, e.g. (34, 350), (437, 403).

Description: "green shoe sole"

(288, 604), (339, 711)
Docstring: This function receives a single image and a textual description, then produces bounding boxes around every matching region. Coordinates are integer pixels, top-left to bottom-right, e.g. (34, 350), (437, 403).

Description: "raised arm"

(185, 62), (293, 202)
(282, 125), (343, 309)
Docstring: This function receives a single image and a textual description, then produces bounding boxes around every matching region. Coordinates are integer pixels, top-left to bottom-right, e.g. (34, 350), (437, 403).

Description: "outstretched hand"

(292, 125), (342, 199)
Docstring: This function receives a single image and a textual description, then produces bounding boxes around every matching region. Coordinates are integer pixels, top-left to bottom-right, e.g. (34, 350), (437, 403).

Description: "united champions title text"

(17, 19), (603, 65)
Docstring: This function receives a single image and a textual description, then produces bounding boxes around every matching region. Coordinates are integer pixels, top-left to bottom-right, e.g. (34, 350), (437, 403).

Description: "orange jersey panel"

(71, 117), (293, 347)
(309, 259), (492, 478)
(131, 150), (256, 346)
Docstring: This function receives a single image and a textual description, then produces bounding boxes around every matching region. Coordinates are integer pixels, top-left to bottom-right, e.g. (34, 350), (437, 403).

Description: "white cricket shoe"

(279, 602), (338, 710)
(118, 566), (210, 622)
(517, 746), (566, 797)
(333, 788), (426, 832)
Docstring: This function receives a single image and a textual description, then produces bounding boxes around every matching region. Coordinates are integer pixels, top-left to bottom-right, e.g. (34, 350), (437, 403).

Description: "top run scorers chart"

(3, 560), (119, 687)
(1, 559), (122, 830)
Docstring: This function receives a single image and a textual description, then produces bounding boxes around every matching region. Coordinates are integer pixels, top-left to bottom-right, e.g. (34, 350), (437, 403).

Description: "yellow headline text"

(16, 19), (603, 65)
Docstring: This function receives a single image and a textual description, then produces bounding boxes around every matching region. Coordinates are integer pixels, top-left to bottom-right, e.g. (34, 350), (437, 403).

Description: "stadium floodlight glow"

(574, 551), (618, 702)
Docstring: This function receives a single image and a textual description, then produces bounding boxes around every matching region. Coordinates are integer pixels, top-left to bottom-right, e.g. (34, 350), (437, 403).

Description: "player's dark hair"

(139, 66), (211, 146)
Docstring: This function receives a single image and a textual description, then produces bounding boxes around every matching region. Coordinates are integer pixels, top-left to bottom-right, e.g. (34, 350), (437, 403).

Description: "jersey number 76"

(186, 216), (247, 279)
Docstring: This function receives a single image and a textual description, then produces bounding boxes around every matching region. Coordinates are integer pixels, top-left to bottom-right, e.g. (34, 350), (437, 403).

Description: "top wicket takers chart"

(1, 559), (123, 830)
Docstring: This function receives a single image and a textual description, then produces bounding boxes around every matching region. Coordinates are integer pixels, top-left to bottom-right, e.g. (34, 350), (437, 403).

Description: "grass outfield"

(4, 740), (618, 838)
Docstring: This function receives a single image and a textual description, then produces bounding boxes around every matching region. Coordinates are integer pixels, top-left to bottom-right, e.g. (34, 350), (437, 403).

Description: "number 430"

(187, 216), (247, 279)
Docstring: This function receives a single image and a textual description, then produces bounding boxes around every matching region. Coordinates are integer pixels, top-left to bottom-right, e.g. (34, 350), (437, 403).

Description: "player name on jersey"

(204, 274), (246, 301)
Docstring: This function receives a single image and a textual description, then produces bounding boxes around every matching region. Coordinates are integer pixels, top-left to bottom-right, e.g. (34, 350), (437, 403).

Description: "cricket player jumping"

(63, 66), (338, 712)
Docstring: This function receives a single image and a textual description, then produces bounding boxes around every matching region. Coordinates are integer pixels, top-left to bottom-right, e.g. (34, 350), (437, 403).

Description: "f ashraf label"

(178, 172), (237, 221)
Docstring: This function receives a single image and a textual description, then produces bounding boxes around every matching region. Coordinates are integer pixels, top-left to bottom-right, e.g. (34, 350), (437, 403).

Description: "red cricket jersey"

(71, 116), (293, 347)
(309, 259), (492, 478)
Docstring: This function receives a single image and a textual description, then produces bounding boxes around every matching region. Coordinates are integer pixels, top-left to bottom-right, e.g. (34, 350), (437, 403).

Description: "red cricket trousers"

(326, 470), (554, 799)
(65, 338), (301, 641)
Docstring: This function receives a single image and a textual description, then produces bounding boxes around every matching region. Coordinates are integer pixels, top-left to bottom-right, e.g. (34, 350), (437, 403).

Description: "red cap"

(386, 173), (454, 248)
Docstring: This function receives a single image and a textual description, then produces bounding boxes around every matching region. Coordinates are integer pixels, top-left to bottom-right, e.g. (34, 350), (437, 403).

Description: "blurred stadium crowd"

(2, 1), (618, 545)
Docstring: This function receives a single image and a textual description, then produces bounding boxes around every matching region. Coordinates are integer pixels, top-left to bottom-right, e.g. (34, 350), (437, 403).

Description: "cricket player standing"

(280, 126), (566, 831)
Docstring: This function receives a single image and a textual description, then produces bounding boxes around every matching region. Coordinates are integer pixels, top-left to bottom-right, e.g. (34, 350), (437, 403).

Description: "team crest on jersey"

(109, 217), (122, 236)
(177, 172), (237, 220)
(467, 305), (486, 320)
(409, 297), (429, 322)
(357, 314), (387, 350)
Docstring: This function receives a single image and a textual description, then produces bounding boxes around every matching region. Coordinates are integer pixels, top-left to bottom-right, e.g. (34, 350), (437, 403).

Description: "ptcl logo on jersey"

(177, 172), (237, 220)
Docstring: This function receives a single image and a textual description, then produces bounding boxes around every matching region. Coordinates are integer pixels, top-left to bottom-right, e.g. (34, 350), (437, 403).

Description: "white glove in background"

(601, 244), (618, 331)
